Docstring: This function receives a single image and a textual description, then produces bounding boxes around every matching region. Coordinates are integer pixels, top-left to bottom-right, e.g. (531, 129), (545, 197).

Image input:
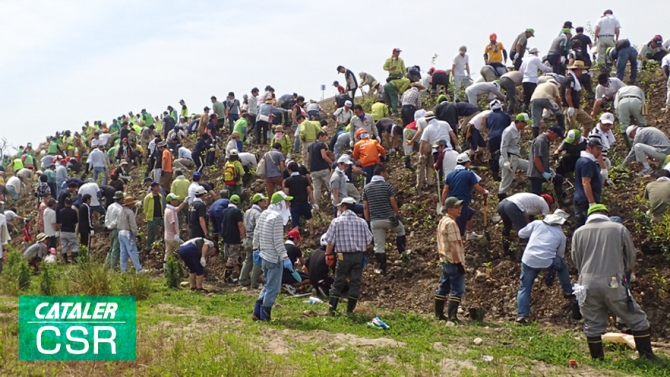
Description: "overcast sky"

(1, 0), (668, 152)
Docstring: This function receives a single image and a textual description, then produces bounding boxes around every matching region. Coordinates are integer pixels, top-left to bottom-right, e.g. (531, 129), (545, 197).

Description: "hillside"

(4, 66), (670, 346)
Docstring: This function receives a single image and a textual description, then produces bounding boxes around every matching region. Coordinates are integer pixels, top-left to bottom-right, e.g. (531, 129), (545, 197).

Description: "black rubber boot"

(447, 299), (461, 323)
(518, 239), (528, 261)
(404, 156), (413, 170)
(328, 296), (340, 315)
(497, 192), (507, 201)
(434, 296), (448, 320)
(62, 253), (69, 264)
(556, 114), (566, 132)
(587, 336), (605, 360)
(346, 296), (358, 314)
(375, 253), (387, 274)
(532, 127), (540, 138)
(633, 329), (662, 362)
(396, 235), (406, 256)
(71, 252), (79, 264)
(224, 266), (238, 284)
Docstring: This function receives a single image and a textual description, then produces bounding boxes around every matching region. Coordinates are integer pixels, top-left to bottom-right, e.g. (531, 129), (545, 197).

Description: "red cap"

(287, 229), (301, 239)
(541, 194), (554, 206)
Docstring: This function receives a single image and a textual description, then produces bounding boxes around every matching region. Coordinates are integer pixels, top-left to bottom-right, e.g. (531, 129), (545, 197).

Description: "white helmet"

(489, 99), (502, 110)
(456, 152), (471, 164)
(320, 233), (328, 247)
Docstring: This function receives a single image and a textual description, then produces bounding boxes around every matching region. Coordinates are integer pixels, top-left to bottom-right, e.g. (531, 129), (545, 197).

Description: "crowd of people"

(1, 8), (669, 362)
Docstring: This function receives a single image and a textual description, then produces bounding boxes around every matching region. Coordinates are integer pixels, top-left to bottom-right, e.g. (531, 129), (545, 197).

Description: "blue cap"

(143, 177), (152, 183)
(192, 171), (202, 179)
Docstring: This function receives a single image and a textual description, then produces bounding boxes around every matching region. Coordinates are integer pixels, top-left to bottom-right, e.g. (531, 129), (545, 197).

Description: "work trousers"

(498, 155), (529, 194)
(371, 218), (405, 254)
(580, 279), (649, 338)
(330, 252), (365, 299)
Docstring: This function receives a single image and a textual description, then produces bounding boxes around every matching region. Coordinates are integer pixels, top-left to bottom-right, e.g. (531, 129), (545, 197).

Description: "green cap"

(271, 191), (293, 204)
(587, 204), (609, 216)
(564, 129), (581, 144)
(444, 197), (464, 209)
(526, 28), (535, 36)
(515, 113), (532, 125)
(230, 194), (241, 204)
(166, 193), (180, 202)
(252, 193), (267, 203)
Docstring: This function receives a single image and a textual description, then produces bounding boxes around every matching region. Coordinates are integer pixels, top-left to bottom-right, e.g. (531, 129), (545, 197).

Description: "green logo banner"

(19, 296), (136, 361)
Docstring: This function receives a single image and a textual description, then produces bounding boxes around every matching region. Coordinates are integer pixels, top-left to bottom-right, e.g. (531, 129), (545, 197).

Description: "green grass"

(1, 259), (669, 376)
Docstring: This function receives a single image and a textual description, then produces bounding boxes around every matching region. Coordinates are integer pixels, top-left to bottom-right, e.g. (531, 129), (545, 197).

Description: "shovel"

(483, 195), (490, 242)
(435, 169), (442, 215)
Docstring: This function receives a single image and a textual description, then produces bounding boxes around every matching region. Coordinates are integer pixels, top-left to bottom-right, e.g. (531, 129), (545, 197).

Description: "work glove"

(542, 172), (552, 180)
(455, 145), (462, 153)
(589, 202), (596, 207)
(567, 107), (575, 116)
(483, 190), (489, 196)
(90, 230), (94, 236)
(173, 235), (181, 242)
(286, 153), (291, 160)
(376, 136), (381, 143)
(55, 231), (60, 238)
(454, 263), (465, 274)
(136, 200), (143, 207)
(549, 168), (556, 178)
(312, 203), (319, 211)
(439, 206), (446, 215)
(349, 141), (354, 148)
(503, 161), (512, 171)
(282, 258), (294, 271)
(601, 169), (609, 182)
(325, 253), (336, 267)
(200, 257), (206, 267)
(560, 56), (566, 64)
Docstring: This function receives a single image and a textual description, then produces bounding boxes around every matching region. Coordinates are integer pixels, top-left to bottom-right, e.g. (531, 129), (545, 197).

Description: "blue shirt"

(486, 110), (511, 139)
(208, 198), (230, 232)
(518, 220), (566, 269)
(445, 169), (479, 205)
(574, 156), (602, 204)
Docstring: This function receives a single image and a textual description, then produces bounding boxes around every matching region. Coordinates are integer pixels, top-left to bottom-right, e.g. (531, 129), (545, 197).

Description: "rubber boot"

(224, 266), (238, 284)
(71, 252), (79, 264)
(622, 131), (633, 150)
(518, 239), (528, 261)
(633, 329), (662, 362)
(347, 296), (358, 314)
(396, 235), (407, 257)
(375, 253), (387, 274)
(497, 192), (507, 201)
(434, 296), (448, 320)
(447, 299), (461, 323)
(260, 306), (272, 321)
(328, 296), (340, 316)
(565, 295), (582, 320)
(252, 300), (263, 321)
(62, 253), (69, 264)
(587, 336), (605, 360)
(556, 114), (566, 132)
(404, 156), (413, 170)
(532, 127), (539, 138)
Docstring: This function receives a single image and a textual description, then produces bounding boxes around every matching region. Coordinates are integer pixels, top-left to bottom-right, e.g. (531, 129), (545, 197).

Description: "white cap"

(456, 153), (471, 164)
(337, 155), (354, 165)
(336, 197), (357, 206)
(320, 233), (328, 246)
(599, 112), (614, 125)
(195, 186), (206, 195)
(489, 99), (502, 110)
(626, 125), (638, 137)
(529, 47), (539, 54)
(344, 100), (352, 107)
(414, 109), (426, 120)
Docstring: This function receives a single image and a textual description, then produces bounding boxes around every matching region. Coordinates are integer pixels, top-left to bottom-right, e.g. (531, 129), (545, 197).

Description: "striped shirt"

(243, 205), (263, 239)
(506, 193), (549, 216)
(253, 209), (287, 262)
(324, 210), (372, 253)
(362, 178), (395, 221)
(437, 214), (464, 264)
(588, 125), (615, 157)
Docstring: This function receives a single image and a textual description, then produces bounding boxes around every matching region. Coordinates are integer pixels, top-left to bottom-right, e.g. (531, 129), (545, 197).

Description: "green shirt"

(142, 113), (154, 127)
(371, 102), (389, 121)
(170, 176), (190, 202)
(213, 101), (225, 118)
(299, 120), (324, 143)
(233, 118), (248, 141)
(383, 57), (406, 75)
(44, 169), (56, 183)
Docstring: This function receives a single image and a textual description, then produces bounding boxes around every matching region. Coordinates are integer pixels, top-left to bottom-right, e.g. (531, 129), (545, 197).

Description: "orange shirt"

(162, 149), (173, 173)
(352, 138), (386, 167)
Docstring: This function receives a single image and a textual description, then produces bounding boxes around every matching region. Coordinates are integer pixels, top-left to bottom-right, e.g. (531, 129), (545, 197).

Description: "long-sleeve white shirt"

(105, 202), (123, 230)
(519, 220), (566, 269)
(520, 55), (552, 84)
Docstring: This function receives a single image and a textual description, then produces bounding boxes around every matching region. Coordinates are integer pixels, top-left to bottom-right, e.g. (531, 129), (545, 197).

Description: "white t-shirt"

(306, 103), (321, 112)
(507, 193), (549, 216)
(420, 120), (452, 148)
(452, 54), (469, 77)
(3, 210), (17, 222)
(44, 208), (57, 236)
(187, 182), (200, 204)
(6, 176), (21, 194)
(594, 78), (626, 100)
(238, 152), (258, 168)
(78, 182), (101, 206)
(596, 15), (621, 36)
(441, 150), (459, 177)
(178, 147), (192, 160)
(661, 54), (670, 69)
(469, 110), (492, 131)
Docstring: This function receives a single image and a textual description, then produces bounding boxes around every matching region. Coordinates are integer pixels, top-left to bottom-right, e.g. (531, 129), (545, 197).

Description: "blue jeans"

(362, 164), (377, 184)
(517, 257), (572, 317)
(93, 166), (107, 186)
(436, 262), (465, 299)
(258, 258), (282, 307)
(228, 113), (239, 133)
(617, 47), (638, 84)
(119, 232), (143, 272)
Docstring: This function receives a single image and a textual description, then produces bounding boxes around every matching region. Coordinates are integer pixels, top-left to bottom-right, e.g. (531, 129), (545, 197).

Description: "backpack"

(223, 163), (238, 186)
(256, 151), (277, 179)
